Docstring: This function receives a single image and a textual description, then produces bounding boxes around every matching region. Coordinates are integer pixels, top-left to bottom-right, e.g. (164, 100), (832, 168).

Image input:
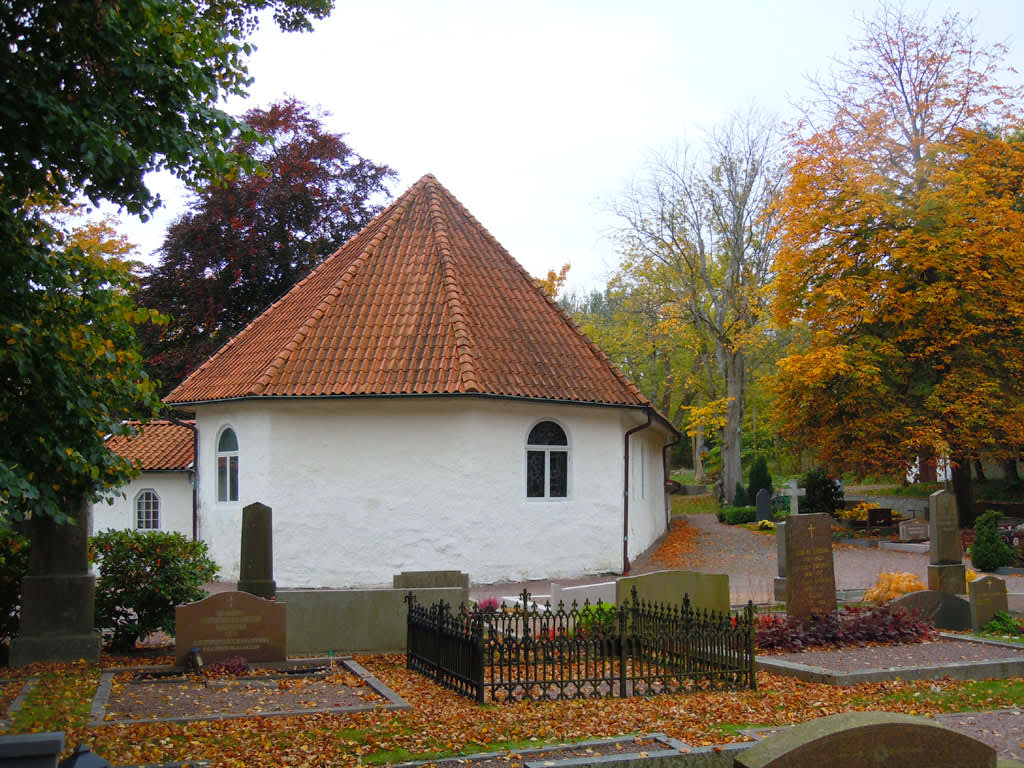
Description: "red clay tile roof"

(166, 175), (659, 413)
(106, 420), (195, 471)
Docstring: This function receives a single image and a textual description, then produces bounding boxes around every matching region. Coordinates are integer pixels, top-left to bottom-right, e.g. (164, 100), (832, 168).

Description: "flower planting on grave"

(862, 572), (926, 604)
(755, 605), (936, 652)
(981, 610), (1024, 640)
(835, 501), (879, 523)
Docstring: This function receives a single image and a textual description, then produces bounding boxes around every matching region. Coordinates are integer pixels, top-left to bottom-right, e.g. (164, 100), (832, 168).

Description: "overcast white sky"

(116, 0), (1024, 294)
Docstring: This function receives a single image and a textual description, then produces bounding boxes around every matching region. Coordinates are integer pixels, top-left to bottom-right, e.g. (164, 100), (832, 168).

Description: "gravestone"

(783, 513), (836, 619)
(175, 591), (287, 666)
(755, 488), (772, 522)
(616, 569), (729, 614)
(773, 521), (787, 601)
(393, 570), (470, 591)
(867, 507), (892, 527)
(928, 489), (966, 594)
(237, 502), (275, 599)
(969, 575), (1008, 633)
(10, 503), (101, 666)
(781, 479), (806, 515)
(898, 519), (929, 542)
(0, 732), (64, 768)
(890, 589), (970, 630)
(735, 711), (996, 768)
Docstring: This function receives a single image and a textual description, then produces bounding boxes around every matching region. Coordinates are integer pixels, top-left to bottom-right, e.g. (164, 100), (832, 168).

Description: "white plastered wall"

(192, 397), (672, 587)
(90, 471), (193, 537)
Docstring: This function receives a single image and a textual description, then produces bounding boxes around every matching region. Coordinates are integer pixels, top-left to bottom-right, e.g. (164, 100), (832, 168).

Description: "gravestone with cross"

(781, 479), (806, 515)
(783, 513), (837, 619)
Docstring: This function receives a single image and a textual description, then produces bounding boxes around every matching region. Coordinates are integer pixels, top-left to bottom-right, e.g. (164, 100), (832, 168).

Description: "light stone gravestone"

(393, 570), (470, 591)
(783, 513), (836, 619)
(175, 591), (287, 666)
(734, 711), (997, 768)
(889, 589), (970, 631)
(755, 487), (772, 523)
(237, 502), (275, 600)
(616, 569), (729, 614)
(899, 519), (929, 542)
(928, 489), (966, 594)
(969, 575), (1008, 633)
(781, 479), (806, 515)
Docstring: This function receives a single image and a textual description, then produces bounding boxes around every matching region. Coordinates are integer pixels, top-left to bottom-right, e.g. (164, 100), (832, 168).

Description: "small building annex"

(164, 175), (679, 588)
(91, 420), (196, 539)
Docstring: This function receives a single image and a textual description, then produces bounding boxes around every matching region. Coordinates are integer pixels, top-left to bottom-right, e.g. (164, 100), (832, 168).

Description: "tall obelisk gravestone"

(11, 502), (101, 665)
(928, 490), (965, 595)
(237, 502), (276, 599)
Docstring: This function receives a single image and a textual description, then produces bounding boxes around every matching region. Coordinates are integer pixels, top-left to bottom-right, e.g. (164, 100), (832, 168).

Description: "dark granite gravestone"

(237, 502), (275, 600)
(890, 589), (970, 630)
(735, 711), (996, 768)
(755, 488), (772, 523)
(969, 575), (1008, 633)
(867, 507), (892, 527)
(928, 490), (966, 594)
(10, 502), (101, 666)
(175, 591), (286, 666)
(898, 519), (929, 542)
(784, 513), (837, 619)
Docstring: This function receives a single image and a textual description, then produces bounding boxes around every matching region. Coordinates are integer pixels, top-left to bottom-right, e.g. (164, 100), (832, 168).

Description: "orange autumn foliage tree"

(772, 5), (1024, 525)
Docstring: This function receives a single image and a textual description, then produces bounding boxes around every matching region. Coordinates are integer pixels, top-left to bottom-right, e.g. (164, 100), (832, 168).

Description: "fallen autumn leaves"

(0, 653), (1014, 768)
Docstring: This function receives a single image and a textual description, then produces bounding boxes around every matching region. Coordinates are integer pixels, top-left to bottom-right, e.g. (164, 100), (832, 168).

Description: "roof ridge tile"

(425, 177), (480, 393)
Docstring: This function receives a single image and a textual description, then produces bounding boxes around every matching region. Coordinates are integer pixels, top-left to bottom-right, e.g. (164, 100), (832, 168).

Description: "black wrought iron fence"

(406, 588), (755, 703)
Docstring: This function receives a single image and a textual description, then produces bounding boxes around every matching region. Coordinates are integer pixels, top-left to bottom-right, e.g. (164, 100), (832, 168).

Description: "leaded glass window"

(526, 421), (568, 499)
(135, 490), (160, 529)
(217, 427), (239, 502)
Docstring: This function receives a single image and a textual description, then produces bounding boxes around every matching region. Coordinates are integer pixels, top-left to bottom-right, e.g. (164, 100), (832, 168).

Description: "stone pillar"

(773, 521), (787, 601)
(237, 502), (275, 599)
(927, 489), (966, 595)
(10, 502), (101, 666)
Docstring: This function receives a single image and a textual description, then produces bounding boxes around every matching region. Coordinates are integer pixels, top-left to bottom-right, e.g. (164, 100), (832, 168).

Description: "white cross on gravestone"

(782, 478), (806, 515)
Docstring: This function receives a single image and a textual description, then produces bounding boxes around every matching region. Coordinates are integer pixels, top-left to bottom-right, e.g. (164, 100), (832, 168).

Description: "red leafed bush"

(755, 605), (936, 652)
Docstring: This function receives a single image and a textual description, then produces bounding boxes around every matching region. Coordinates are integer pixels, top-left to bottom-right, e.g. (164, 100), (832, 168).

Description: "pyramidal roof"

(166, 175), (658, 413)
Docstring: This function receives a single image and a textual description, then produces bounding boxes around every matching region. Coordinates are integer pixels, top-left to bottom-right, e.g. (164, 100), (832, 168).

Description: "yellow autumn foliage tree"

(772, 5), (1024, 525)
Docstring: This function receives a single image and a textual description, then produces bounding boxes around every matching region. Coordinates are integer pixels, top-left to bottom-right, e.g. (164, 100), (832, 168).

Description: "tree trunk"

(973, 459), (987, 482)
(1004, 456), (1020, 484)
(720, 349), (745, 504)
(693, 428), (705, 483)
(950, 455), (976, 529)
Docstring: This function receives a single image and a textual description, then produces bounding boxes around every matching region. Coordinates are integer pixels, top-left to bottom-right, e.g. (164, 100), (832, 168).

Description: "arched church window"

(526, 421), (568, 498)
(217, 427), (239, 502)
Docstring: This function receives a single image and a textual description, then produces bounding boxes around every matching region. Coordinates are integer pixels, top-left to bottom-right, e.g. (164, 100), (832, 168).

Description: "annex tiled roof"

(166, 175), (655, 411)
(106, 420), (195, 471)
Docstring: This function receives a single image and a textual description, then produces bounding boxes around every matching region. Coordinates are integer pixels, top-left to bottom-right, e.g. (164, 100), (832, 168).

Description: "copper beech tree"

(772, 4), (1024, 524)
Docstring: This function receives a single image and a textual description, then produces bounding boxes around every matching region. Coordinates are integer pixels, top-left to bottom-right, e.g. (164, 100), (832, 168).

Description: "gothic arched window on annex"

(216, 427), (239, 502)
(526, 420), (569, 499)
(135, 489), (160, 530)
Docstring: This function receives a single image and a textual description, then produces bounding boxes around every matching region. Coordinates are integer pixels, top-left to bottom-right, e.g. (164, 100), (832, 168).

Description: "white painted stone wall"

(191, 397), (672, 587)
(91, 471), (193, 538)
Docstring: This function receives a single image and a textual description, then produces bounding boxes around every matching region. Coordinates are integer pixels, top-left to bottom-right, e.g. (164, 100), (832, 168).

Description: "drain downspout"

(662, 433), (681, 528)
(167, 414), (199, 542)
(623, 411), (653, 575)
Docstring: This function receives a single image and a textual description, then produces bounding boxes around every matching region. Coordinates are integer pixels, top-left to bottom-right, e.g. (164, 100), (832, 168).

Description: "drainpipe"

(167, 414), (199, 542)
(623, 411), (653, 575)
(662, 433), (681, 528)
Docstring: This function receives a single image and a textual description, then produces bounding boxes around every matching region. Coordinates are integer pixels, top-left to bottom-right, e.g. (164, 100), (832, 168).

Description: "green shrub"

(982, 610), (1024, 636)
(971, 510), (1014, 572)
(0, 524), (29, 643)
(747, 456), (772, 502)
(91, 529), (219, 651)
(578, 602), (617, 636)
(801, 468), (844, 515)
(720, 505), (756, 525)
(733, 482), (749, 507)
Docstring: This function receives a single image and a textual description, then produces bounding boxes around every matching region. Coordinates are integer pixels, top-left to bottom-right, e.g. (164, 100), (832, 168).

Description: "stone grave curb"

(0, 677), (36, 730)
(878, 541), (930, 553)
(87, 656), (409, 727)
(755, 634), (1024, 686)
(395, 734), (720, 768)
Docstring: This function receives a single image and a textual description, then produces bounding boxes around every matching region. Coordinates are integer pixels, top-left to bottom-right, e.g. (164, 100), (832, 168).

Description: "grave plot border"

(756, 634), (1024, 686)
(87, 656), (409, 726)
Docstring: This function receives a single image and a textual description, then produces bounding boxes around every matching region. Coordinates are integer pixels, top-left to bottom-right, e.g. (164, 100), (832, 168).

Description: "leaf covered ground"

(6, 654), (1024, 767)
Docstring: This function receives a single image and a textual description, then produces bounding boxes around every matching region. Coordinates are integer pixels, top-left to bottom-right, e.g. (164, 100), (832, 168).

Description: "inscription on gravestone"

(175, 591), (286, 666)
(969, 575), (1008, 633)
(784, 513), (836, 619)
(899, 519), (929, 542)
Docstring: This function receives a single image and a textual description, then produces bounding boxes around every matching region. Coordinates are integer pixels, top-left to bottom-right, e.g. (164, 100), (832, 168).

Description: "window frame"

(525, 419), (570, 500)
(216, 426), (239, 503)
(134, 488), (160, 530)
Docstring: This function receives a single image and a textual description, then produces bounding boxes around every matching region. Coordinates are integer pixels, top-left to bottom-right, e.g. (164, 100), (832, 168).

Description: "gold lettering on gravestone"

(175, 591), (286, 666)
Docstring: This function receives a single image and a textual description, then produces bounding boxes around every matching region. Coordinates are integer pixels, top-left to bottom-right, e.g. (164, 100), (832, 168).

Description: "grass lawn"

(9, 653), (1024, 767)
